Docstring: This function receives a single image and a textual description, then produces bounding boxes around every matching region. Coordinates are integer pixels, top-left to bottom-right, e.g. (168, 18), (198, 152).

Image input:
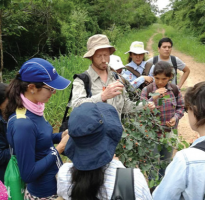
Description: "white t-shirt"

(147, 55), (186, 85)
(57, 160), (152, 200)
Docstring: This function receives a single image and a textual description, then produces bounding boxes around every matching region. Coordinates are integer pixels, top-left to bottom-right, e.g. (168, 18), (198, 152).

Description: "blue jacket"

(7, 108), (63, 198)
(0, 112), (10, 183)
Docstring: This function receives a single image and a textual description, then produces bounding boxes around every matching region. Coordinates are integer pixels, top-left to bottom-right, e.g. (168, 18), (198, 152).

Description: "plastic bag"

(4, 155), (25, 200)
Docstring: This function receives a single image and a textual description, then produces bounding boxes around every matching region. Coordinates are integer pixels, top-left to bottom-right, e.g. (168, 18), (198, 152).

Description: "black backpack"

(59, 71), (92, 132)
(153, 55), (178, 84)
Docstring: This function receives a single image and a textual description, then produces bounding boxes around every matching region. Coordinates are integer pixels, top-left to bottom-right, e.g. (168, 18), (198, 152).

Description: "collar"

(191, 136), (205, 147)
(126, 61), (146, 70)
(87, 65), (113, 82)
(152, 82), (173, 91)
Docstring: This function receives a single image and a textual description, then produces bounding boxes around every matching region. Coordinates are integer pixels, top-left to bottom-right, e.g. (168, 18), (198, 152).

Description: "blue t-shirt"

(7, 108), (62, 198)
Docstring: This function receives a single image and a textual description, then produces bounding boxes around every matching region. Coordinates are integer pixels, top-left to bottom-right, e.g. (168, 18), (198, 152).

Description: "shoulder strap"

(142, 62), (153, 76)
(111, 168), (135, 200)
(169, 83), (179, 98)
(61, 71), (92, 123)
(170, 55), (177, 72)
(126, 66), (141, 77)
(192, 140), (205, 152)
(153, 56), (158, 65)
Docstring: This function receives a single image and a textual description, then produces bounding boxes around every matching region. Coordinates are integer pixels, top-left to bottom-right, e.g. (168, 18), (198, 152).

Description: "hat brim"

(111, 65), (125, 71)
(64, 102), (123, 171)
(125, 50), (149, 54)
(83, 45), (116, 58)
(43, 75), (71, 90)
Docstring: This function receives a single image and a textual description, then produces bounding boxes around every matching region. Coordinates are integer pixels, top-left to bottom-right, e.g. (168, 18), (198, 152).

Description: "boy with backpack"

(146, 37), (190, 89)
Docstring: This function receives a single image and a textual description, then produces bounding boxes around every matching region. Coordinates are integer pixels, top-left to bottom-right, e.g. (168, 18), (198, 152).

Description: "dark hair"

(127, 52), (145, 63)
(69, 166), (107, 200)
(153, 61), (173, 77)
(158, 38), (173, 48)
(4, 73), (44, 120)
(184, 81), (205, 128)
(0, 83), (8, 106)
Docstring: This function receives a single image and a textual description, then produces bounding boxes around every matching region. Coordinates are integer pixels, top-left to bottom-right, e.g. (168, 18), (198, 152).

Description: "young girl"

(122, 41), (155, 89)
(5, 58), (70, 199)
(141, 61), (184, 178)
(153, 81), (205, 200)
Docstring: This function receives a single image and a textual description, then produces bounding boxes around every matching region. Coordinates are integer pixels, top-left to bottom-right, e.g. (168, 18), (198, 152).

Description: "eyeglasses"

(42, 86), (56, 93)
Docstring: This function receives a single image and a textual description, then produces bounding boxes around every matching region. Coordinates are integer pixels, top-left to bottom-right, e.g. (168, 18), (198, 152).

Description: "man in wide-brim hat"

(71, 34), (154, 119)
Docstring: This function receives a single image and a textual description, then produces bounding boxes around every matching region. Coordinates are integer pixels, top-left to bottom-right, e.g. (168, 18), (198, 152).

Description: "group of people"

(0, 32), (204, 200)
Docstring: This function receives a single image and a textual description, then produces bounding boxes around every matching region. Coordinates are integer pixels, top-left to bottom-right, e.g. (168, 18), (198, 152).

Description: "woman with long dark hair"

(5, 58), (71, 199)
(57, 102), (152, 200)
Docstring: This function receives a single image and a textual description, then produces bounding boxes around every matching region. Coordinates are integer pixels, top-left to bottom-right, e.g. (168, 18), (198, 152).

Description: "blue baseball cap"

(64, 102), (123, 171)
(19, 58), (71, 90)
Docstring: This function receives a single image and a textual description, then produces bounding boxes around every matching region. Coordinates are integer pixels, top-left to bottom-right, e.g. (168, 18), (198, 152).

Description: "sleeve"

(10, 118), (56, 183)
(152, 151), (186, 200)
(57, 163), (73, 200)
(52, 132), (62, 144)
(174, 91), (184, 121)
(133, 169), (153, 200)
(121, 88), (144, 114)
(148, 64), (155, 77)
(71, 78), (102, 108)
(131, 76), (145, 88)
(0, 133), (10, 165)
(176, 57), (186, 71)
(146, 57), (154, 65)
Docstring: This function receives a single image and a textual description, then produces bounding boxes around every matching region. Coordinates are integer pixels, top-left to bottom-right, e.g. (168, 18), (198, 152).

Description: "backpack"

(125, 62), (153, 90)
(146, 82), (179, 99)
(153, 55), (178, 84)
(59, 71), (92, 132)
(111, 168), (135, 200)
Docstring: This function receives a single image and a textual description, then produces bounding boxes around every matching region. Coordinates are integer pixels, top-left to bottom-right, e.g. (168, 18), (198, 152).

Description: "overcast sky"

(156, 0), (170, 11)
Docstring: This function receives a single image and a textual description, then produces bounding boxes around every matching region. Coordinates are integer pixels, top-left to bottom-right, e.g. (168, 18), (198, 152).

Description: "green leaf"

(163, 95), (170, 99)
(158, 98), (163, 106)
(126, 140), (133, 150)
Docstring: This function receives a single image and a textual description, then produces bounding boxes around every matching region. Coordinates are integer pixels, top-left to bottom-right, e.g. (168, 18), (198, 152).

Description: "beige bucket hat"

(125, 41), (149, 54)
(83, 34), (116, 58)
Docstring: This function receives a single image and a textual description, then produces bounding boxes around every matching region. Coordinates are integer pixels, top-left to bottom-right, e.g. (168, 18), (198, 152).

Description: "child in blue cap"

(5, 58), (70, 199)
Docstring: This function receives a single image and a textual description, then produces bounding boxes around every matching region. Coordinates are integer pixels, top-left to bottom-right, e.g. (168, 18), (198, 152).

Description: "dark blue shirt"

(7, 108), (62, 198)
(0, 112), (10, 183)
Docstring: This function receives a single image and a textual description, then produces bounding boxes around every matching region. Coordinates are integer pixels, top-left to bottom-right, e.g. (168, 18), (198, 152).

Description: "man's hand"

(101, 81), (124, 102)
(166, 117), (176, 127)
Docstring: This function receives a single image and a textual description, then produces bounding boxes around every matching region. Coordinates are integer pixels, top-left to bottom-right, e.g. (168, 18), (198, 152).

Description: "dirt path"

(146, 32), (205, 143)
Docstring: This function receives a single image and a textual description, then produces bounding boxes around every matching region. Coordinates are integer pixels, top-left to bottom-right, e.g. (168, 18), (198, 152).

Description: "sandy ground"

(146, 32), (205, 144)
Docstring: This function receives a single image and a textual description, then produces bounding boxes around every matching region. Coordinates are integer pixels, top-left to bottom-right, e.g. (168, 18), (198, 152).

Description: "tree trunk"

(0, 9), (3, 83)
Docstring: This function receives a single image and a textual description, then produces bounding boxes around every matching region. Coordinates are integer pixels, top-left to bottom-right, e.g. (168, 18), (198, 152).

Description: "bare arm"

(178, 66), (190, 89)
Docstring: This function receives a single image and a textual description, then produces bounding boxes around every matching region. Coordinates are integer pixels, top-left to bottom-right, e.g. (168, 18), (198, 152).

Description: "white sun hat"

(125, 41), (149, 54)
(109, 55), (125, 70)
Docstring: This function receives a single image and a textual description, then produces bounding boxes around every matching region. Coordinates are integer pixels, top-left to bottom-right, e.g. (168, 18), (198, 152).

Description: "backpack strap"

(142, 62), (153, 76)
(125, 66), (141, 78)
(61, 71), (92, 123)
(145, 83), (154, 99)
(192, 140), (205, 152)
(111, 168), (135, 200)
(169, 83), (179, 98)
(153, 56), (158, 65)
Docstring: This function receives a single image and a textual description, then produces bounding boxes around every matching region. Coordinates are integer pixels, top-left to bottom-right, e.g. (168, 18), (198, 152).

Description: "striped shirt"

(57, 160), (152, 200)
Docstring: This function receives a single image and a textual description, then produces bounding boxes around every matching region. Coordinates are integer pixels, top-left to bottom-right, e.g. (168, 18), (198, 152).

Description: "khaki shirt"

(71, 65), (143, 119)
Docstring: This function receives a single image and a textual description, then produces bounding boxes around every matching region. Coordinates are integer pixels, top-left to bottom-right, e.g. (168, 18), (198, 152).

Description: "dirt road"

(146, 33), (205, 143)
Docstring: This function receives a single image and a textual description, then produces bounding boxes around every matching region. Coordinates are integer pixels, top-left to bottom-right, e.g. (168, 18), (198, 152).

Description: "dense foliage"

(0, 0), (157, 71)
(160, 0), (205, 43)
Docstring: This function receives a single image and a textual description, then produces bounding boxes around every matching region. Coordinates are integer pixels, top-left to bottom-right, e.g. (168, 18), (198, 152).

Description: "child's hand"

(166, 117), (176, 127)
(144, 76), (153, 83)
(153, 87), (167, 100)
